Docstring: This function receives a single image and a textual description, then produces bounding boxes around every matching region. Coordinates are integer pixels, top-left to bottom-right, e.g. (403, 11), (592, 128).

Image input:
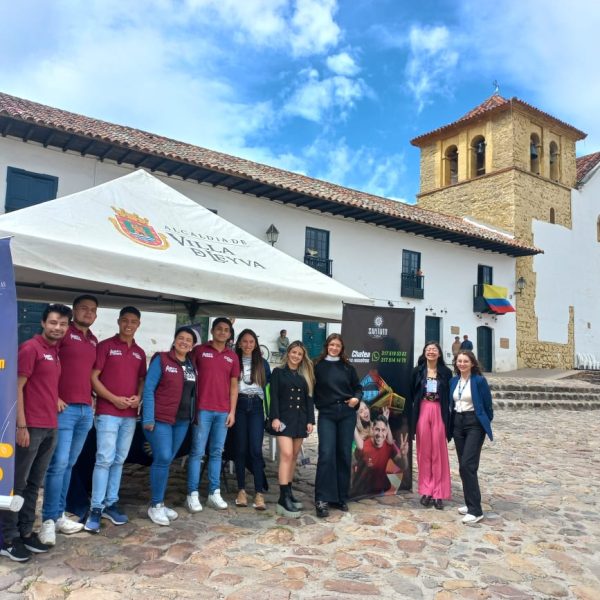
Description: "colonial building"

(412, 94), (598, 368)
(0, 92), (539, 370)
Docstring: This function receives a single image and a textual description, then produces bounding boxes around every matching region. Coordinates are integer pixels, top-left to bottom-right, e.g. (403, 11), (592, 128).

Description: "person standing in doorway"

(40, 295), (98, 546)
(270, 341), (315, 518)
(460, 335), (473, 351)
(313, 333), (362, 518)
(451, 336), (461, 358)
(277, 330), (290, 355)
(450, 350), (494, 524)
(1, 303), (71, 563)
(186, 318), (240, 512)
(84, 306), (146, 533)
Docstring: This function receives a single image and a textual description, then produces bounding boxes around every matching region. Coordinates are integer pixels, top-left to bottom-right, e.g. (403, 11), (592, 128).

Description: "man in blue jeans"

(186, 318), (240, 512)
(40, 295), (99, 546)
(84, 306), (146, 533)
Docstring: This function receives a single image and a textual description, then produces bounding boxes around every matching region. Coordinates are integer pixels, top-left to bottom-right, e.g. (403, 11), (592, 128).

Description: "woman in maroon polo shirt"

(142, 327), (197, 526)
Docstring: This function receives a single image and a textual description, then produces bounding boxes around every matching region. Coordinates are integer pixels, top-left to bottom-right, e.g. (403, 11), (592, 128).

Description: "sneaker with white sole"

(39, 519), (56, 546)
(0, 539), (31, 562)
(186, 491), (203, 513)
(56, 513), (84, 535)
(207, 489), (227, 510)
(21, 533), (50, 554)
(457, 506), (469, 515)
(164, 506), (178, 521)
(148, 503), (170, 526)
(462, 513), (484, 524)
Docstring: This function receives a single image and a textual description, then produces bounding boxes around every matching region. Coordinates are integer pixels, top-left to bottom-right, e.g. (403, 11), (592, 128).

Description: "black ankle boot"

(288, 483), (303, 510)
(276, 485), (300, 518)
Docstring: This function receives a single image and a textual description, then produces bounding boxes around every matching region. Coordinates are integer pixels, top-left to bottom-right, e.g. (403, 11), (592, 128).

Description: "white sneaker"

(462, 513), (484, 524)
(39, 519), (56, 546)
(186, 491), (203, 513)
(207, 489), (228, 510)
(457, 506), (469, 515)
(148, 503), (170, 526)
(56, 513), (84, 535)
(164, 506), (178, 521)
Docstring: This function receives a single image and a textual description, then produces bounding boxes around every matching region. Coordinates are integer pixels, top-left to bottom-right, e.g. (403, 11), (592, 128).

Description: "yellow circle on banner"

(0, 443), (14, 458)
(0, 467), (3, 480)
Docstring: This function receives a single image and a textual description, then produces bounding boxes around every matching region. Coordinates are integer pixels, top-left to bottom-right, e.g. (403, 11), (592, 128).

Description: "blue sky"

(2, 0), (600, 203)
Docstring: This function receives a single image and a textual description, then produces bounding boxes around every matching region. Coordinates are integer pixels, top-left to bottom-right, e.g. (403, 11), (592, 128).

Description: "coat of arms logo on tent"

(109, 207), (170, 250)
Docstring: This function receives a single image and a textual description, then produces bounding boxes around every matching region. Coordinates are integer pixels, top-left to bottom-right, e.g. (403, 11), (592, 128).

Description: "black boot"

(288, 483), (303, 510)
(276, 485), (300, 518)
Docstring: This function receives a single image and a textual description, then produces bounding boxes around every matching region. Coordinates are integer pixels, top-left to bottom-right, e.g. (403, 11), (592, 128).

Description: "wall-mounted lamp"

(266, 224), (279, 246)
(514, 276), (526, 294)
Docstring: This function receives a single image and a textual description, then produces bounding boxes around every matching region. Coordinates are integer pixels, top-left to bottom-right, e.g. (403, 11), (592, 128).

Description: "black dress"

(269, 366), (315, 439)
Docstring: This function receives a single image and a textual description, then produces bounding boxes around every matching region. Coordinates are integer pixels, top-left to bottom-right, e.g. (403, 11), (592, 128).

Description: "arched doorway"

(477, 326), (493, 372)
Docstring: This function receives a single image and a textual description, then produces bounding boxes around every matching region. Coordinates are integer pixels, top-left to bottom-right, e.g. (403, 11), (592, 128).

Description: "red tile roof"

(411, 94), (586, 146)
(576, 152), (600, 186)
(0, 91), (538, 255)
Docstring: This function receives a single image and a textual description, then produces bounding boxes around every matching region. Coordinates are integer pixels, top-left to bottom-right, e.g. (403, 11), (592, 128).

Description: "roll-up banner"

(0, 238), (22, 512)
(342, 304), (415, 499)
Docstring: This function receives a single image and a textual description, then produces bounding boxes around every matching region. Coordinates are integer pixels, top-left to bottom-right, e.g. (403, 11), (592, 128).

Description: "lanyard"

(457, 377), (470, 401)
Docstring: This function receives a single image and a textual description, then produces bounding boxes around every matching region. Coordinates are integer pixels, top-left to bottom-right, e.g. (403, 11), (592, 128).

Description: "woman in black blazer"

(410, 342), (453, 510)
(449, 350), (494, 524)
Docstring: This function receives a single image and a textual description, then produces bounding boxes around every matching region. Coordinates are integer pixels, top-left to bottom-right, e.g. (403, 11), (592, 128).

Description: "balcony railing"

(401, 272), (424, 299)
(304, 255), (332, 277)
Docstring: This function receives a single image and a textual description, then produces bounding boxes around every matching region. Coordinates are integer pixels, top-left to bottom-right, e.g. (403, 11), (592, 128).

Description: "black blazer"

(410, 362), (453, 441)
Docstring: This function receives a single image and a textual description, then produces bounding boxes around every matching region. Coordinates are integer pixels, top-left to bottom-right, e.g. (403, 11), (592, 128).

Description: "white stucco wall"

(0, 136), (518, 370)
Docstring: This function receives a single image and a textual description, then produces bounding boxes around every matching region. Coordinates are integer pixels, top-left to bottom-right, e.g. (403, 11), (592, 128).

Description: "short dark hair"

(119, 306), (141, 319)
(174, 326), (197, 345)
(373, 414), (388, 427)
(211, 317), (232, 332)
(42, 303), (72, 322)
(73, 294), (99, 308)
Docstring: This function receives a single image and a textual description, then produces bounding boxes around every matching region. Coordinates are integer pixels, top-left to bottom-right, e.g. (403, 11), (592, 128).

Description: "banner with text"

(342, 304), (414, 499)
(0, 238), (18, 509)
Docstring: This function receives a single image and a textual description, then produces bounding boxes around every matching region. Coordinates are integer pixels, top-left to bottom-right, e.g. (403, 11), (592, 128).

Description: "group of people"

(410, 342), (494, 524)
(2, 295), (493, 564)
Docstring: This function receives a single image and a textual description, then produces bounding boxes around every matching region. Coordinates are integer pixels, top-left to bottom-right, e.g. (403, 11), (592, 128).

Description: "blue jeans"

(233, 395), (266, 492)
(187, 410), (228, 494)
(143, 420), (190, 504)
(90, 415), (136, 510)
(42, 404), (94, 521)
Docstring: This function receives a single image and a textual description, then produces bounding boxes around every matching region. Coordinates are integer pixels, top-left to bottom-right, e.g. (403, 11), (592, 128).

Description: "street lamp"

(266, 224), (279, 246)
(515, 276), (526, 294)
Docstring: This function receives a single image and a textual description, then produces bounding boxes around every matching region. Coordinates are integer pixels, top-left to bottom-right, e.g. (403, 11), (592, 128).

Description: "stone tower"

(411, 94), (586, 368)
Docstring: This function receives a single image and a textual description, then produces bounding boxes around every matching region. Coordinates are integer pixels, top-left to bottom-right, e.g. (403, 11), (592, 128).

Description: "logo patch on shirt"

(165, 365), (178, 374)
(202, 352), (214, 358)
(70, 333), (82, 341)
(132, 352), (143, 360)
(43, 354), (54, 361)
(224, 356), (233, 364)
(109, 349), (123, 356)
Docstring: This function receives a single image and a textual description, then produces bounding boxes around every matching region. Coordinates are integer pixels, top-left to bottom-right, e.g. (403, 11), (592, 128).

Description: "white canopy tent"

(0, 170), (371, 320)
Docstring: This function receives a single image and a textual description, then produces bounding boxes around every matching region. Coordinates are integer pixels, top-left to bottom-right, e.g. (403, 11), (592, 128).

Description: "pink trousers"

(416, 400), (451, 499)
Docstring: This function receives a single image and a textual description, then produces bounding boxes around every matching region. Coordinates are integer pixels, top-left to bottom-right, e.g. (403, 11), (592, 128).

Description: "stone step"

(494, 398), (600, 410)
(492, 390), (600, 402)
(489, 382), (599, 393)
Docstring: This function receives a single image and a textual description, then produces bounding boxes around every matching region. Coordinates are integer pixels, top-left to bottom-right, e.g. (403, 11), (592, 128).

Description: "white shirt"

(453, 378), (474, 413)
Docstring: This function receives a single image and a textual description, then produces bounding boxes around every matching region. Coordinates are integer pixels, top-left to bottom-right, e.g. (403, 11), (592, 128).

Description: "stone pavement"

(1, 408), (599, 600)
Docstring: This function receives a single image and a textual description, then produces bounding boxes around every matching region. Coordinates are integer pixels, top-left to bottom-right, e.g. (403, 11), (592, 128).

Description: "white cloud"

(405, 25), (459, 112)
(326, 52), (359, 76)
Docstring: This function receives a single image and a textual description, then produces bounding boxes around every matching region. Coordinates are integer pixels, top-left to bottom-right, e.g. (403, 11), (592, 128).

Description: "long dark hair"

(453, 350), (483, 376)
(235, 329), (266, 387)
(314, 333), (350, 365)
(416, 341), (445, 368)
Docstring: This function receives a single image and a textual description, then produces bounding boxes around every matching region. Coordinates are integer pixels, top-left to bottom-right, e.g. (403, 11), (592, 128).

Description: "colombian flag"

(482, 284), (515, 314)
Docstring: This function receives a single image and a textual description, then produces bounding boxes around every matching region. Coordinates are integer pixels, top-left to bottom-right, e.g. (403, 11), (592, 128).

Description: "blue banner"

(0, 238), (18, 509)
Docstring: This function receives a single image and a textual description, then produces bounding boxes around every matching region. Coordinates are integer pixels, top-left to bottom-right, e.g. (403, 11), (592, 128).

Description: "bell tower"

(411, 94), (586, 368)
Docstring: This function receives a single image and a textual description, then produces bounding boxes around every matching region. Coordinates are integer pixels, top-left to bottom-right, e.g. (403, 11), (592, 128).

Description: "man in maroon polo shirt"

(186, 317), (240, 512)
(1, 303), (72, 563)
(84, 306), (146, 533)
(40, 295), (99, 546)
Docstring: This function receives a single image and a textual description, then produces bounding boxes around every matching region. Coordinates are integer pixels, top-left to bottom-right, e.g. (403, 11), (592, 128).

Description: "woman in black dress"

(313, 334), (362, 518)
(269, 341), (315, 518)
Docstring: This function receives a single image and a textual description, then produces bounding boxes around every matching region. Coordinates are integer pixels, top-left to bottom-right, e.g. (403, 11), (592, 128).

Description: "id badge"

(426, 379), (438, 394)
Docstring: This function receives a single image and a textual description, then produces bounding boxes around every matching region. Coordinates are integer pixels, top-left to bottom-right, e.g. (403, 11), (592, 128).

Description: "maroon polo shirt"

(58, 323), (98, 405)
(192, 342), (240, 413)
(94, 335), (147, 418)
(18, 334), (61, 428)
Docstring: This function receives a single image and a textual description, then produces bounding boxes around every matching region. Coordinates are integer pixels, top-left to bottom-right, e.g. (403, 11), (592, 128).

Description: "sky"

(2, 0), (600, 204)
